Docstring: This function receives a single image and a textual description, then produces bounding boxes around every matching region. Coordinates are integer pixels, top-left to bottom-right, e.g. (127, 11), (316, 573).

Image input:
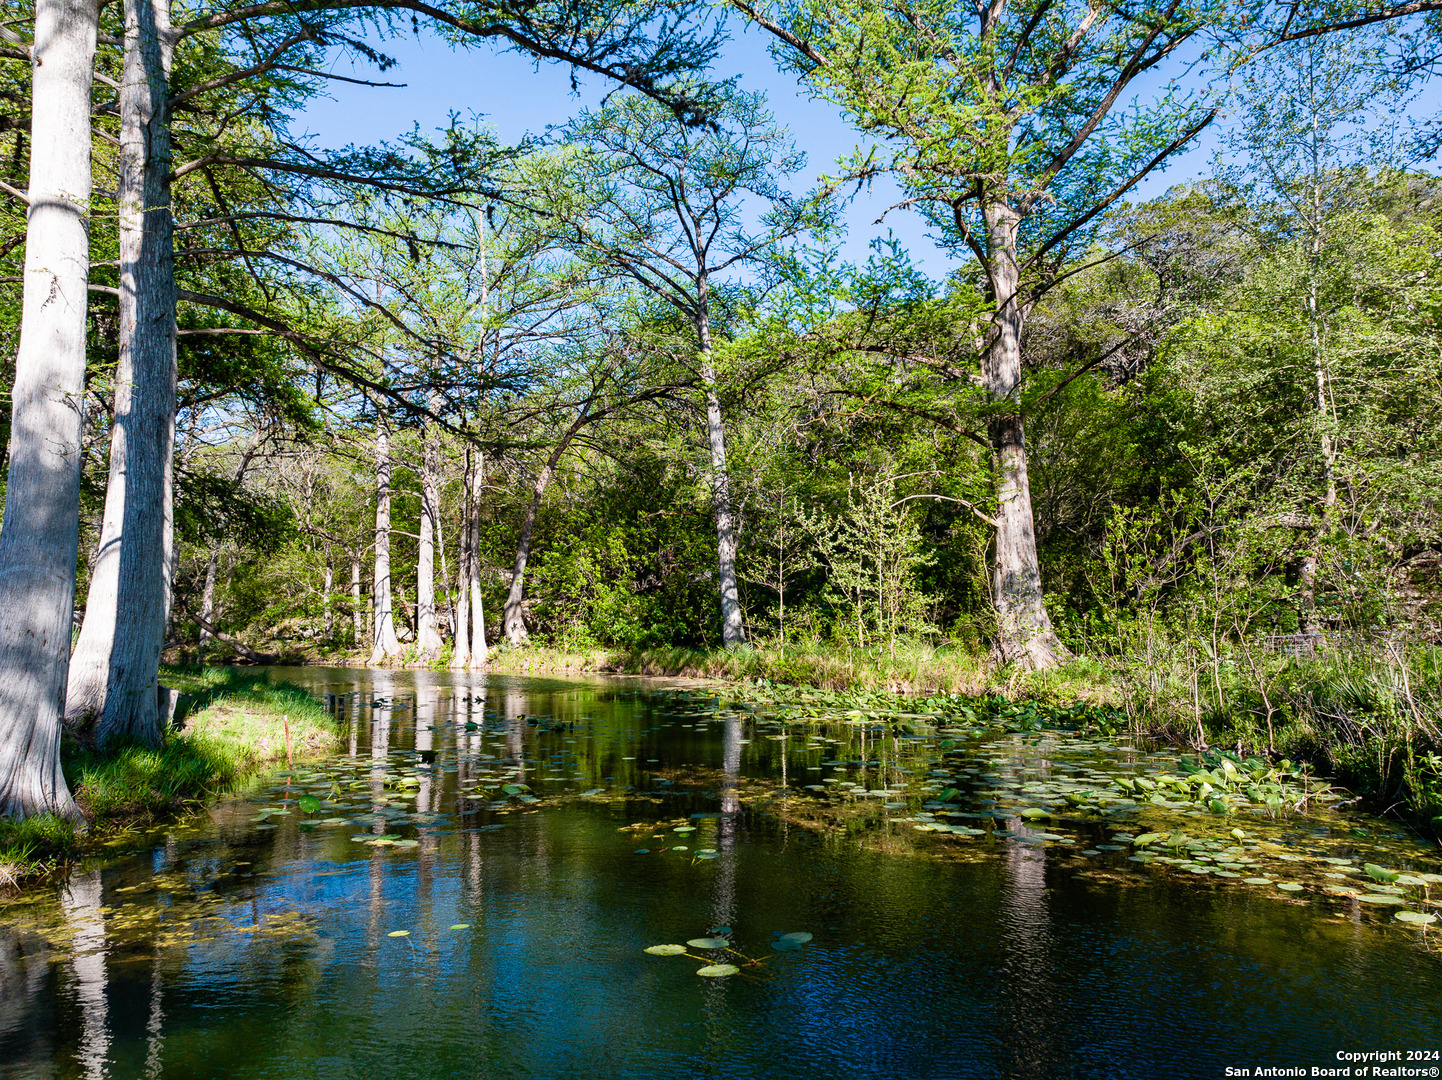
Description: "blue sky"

(294, 20), (1434, 280)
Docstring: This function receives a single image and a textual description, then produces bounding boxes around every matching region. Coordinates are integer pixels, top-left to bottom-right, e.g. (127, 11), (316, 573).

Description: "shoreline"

(0, 668), (339, 891)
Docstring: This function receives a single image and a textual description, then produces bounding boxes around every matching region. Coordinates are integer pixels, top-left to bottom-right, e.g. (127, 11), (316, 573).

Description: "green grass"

(491, 637), (1442, 834)
(487, 639), (1126, 705)
(0, 666), (337, 890)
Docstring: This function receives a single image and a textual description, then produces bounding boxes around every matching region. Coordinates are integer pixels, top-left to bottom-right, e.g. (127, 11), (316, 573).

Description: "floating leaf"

(297, 794), (321, 814)
(696, 964), (740, 977)
(1358, 894), (1408, 905)
(1364, 863), (1400, 883)
(1276, 883), (1304, 892)
(644, 944), (687, 956)
(687, 937), (730, 949)
(1395, 911), (1437, 925)
(449, 924), (470, 930)
(387, 930), (410, 937)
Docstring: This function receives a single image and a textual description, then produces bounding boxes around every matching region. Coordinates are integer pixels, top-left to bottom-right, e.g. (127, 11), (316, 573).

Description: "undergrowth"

(0, 667), (336, 891)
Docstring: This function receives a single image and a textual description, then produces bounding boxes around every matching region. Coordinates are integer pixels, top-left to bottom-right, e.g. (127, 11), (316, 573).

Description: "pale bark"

(368, 416), (402, 664)
(467, 450), (486, 665)
(449, 450), (471, 669)
(416, 396), (442, 658)
(0, 0), (98, 820)
(350, 550), (363, 646)
(323, 556), (334, 639)
(982, 204), (1067, 670)
(696, 308), (744, 648)
(66, 0), (178, 747)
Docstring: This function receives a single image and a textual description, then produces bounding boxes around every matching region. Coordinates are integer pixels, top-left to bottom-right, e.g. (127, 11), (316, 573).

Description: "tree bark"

(199, 545), (217, 651)
(982, 203), (1067, 670)
(450, 448), (472, 669)
(503, 425), (583, 645)
(350, 549), (363, 646)
(467, 449), (487, 665)
(323, 555), (334, 639)
(66, 0), (177, 748)
(695, 306), (744, 648)
(0, 0), (98, 820)
(368, 414), (402, 664)
(416, 394), (442, 658)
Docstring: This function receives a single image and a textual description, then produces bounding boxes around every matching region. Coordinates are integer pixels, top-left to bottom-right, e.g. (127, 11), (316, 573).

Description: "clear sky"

(294, 19), (1436, 281)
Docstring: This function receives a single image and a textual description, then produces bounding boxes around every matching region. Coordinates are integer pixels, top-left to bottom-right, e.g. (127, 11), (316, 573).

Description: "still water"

(2, 668), (1441, 1080)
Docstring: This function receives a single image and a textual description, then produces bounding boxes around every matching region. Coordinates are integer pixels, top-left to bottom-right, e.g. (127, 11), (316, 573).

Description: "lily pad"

(1395, 911), (1437, 925)
(644, 944), (687, 956)
(298, 794), (322, 814)
(1276, 882), (1304, 892)
(686, 937), (730, 949)
(696, 964), (740, 977)
(449, 924), (470, 930)
(387, 930), (410, 937)
(1358, 894), (1408, 905)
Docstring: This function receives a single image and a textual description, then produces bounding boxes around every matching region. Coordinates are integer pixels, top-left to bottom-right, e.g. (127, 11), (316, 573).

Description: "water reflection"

(2, 669), (1440, 1080)
(61, 868), (109, 1080)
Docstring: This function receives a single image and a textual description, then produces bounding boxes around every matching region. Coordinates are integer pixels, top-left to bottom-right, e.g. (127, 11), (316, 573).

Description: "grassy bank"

(488, 638), (1442, 836)
(0, 667), (337, 888)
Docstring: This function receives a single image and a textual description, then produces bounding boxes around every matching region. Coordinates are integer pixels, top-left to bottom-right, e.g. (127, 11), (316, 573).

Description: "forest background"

(4, 0), (1442, 836)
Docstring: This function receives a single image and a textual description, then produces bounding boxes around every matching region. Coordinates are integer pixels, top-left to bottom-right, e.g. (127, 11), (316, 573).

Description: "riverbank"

(485, 640), (1442, 838)
(0, 668), (337, 888)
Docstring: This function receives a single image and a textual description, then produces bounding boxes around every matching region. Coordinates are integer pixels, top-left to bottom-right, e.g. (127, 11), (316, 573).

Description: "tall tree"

(732, 0), (1237, 666)
(1217, 29), (1411, 631)
(533, 87), (822, 647)
(65, 0), (178, 746)
(0, 0), (99, 818)
(368, 404), (403, 663)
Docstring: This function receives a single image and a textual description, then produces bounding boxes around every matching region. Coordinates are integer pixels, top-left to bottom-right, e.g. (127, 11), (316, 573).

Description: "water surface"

(2, 668), (1440, 1079)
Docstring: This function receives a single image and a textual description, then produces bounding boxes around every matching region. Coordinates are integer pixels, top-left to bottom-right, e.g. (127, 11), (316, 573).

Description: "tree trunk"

(394, 580), (416, 641)
(416, 396), (442, 658)
(0, 0), (98, 820)
(982, 203), (1066, 670)
(368, 416), (402, 664)
(65, 0), (177, 748)
(350, 550), (363, 646)
(323, 556), (334, 639)
(468, 450), (487, 665)
(695, 311), (744, 647)
(199, 545), (217, 651)
(449, 449), (471, 669)
(503, 437), (574, 645)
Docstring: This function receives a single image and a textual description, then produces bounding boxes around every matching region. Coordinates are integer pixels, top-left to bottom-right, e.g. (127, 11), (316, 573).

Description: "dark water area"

(2, 668), (1440, 1079)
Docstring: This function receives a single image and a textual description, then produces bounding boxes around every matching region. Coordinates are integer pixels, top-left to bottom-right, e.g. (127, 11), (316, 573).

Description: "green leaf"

(696, 964), (740, 977)
(297, 794), (321, 814)
(687, 937), (730, 949)
(644, 944), (687, 956)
